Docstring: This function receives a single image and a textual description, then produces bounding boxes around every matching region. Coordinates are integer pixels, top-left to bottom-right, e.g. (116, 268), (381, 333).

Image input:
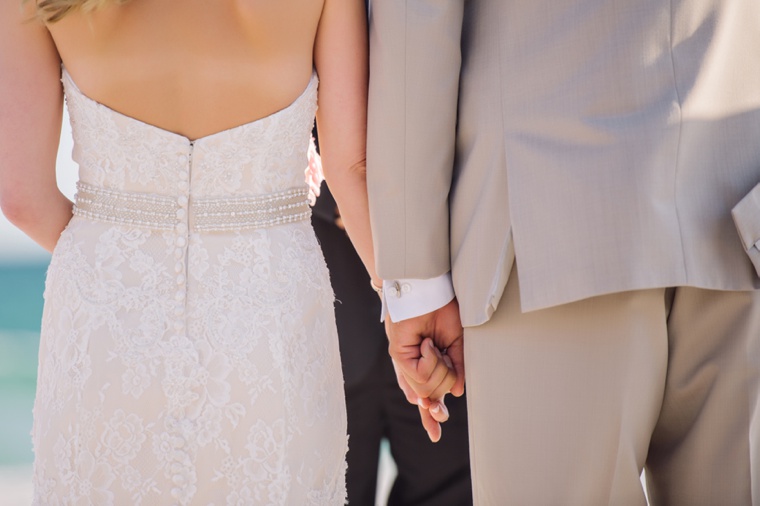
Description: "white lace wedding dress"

(31, 68), (348, 505)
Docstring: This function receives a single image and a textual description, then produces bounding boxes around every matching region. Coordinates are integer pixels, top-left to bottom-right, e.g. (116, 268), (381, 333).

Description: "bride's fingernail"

(430, 403), (440, 414)
(439, 402), (449, 418)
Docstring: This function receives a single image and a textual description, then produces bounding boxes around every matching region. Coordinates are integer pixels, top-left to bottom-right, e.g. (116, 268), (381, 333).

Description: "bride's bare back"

(48, 0), (324, 140)
(2, 0), (371, 283)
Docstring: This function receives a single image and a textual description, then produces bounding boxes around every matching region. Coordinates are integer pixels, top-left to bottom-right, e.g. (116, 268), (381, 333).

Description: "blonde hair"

(32, 0), (127, 23)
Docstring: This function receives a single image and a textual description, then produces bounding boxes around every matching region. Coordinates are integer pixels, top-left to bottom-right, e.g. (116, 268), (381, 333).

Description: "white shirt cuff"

(381, 273), (455, 322)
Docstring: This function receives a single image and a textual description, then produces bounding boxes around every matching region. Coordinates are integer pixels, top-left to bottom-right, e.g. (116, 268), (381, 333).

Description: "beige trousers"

(464, 268), (760, 505)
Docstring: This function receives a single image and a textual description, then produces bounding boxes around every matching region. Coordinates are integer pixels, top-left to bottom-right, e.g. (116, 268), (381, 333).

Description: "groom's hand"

(386, 298), (465, 441)
(386, 299), (465, 396)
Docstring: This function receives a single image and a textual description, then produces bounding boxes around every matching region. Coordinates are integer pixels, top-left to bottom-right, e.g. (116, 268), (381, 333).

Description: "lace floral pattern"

(31, 69), (347, 505)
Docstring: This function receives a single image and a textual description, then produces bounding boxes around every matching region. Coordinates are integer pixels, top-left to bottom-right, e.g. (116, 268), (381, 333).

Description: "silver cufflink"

(387, 281), (402, 298)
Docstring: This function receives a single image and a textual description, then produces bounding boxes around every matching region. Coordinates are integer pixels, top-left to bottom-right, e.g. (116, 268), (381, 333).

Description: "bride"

(0, 0), (391, 503)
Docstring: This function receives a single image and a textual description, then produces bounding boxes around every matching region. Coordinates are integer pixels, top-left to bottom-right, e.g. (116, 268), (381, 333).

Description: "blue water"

(0, 262), (48, 466)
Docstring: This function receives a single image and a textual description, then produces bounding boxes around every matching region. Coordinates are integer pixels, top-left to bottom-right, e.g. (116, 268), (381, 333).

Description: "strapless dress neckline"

(61, 66), (318, 144)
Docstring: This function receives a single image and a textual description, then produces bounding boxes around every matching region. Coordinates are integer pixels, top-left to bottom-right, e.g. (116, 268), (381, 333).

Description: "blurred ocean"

(0, 261), (48, 504)
(0, 262), (47, 466)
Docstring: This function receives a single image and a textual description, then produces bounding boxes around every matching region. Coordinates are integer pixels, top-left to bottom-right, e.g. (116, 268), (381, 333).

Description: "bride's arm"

(313, 0), (379, 287)
(314, 0), (457, 433)
(0, 2), (72, 253)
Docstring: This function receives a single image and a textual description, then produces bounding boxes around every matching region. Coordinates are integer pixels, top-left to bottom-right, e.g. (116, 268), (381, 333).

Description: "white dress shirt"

(382, 273), (454, 322)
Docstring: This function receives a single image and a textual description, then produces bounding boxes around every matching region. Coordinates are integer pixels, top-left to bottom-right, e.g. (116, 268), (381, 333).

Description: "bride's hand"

(304, 136), (324, 206)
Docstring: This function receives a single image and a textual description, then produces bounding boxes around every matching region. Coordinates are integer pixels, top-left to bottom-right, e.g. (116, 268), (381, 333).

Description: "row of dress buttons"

(169, 148), (192, 506)
(168, 432), (189, 503)
(174, 148), (192, 333)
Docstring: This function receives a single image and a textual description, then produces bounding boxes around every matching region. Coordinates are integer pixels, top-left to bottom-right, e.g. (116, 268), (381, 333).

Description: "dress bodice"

(62, 68), (318, 198)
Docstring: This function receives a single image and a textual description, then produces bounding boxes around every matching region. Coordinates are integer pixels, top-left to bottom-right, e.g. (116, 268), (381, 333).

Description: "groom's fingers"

(386, 317), (457, 405)
(386, 325), (429, 386)
(391, 338), (449, 399)
(444, 341), (466, 397)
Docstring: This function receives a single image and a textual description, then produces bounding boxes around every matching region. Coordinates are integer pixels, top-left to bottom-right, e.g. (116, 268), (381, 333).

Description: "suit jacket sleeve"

(367, 0), (464, 280)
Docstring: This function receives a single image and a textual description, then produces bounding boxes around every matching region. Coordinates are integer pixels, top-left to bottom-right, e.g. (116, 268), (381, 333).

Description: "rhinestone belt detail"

(73, 182), (311, 232)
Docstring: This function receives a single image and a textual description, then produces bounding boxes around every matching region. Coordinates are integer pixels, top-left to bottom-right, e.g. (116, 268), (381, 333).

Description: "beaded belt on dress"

(73, 182), (311, 232)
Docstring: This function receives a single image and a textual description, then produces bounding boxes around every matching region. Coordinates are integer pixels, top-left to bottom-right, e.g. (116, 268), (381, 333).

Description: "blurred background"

(0, 108), (76, 505)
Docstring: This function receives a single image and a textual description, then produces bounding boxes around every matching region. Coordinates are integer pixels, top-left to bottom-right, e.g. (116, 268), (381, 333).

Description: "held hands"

(385, 298), (465, 442)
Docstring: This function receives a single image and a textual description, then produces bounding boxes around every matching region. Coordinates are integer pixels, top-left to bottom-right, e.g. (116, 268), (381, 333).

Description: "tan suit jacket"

(367, 0), (760, 326)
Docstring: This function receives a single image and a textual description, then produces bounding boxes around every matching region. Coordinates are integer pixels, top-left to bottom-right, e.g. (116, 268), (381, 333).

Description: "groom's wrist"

(382, 273), (455, 322)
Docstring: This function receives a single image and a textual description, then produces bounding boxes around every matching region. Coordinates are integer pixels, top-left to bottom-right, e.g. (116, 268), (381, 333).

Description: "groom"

(366, 0), (760, 504)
